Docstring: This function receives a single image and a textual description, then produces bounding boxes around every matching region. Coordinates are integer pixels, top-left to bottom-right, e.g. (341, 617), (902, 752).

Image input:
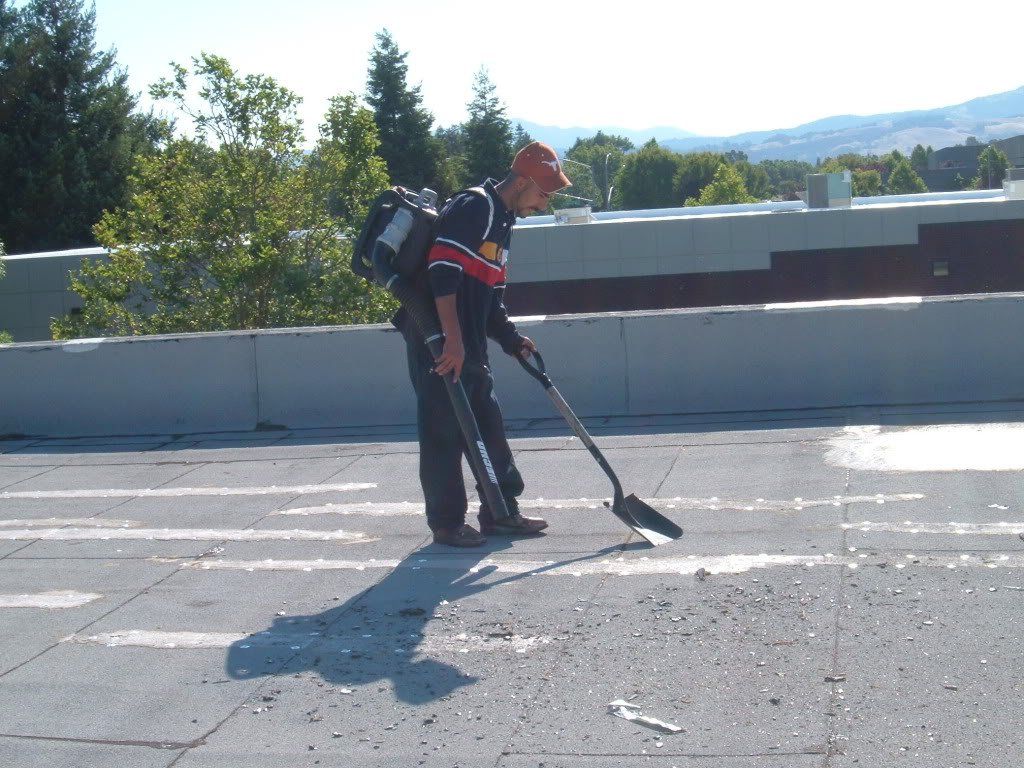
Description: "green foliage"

(819, 160), (881, 197)
(760, 159), (814, 200)
(0, 0), (158, 253)
(512, 122), (534, 152)
(886, 157), (928, 195)
(732, 160), (771, 200)
(433, 124), (467, 195)
(852, 169), (882, 197)
(462, 68), (515, 186)
(910, 143), (929, 170)
(883, 149), (906, 175)
(684, 163), (756, 206)
(565, 132), (631, 211)
(613, 139), (681, 210)
(951, 172), (968, 191)
(51, 54), (393, 340)
(673, 152), (723, 203)
(973, 145), (1009, 189)
(568, 131), (633, 155)
(365, 29), (450, 197)
(819, 153), (892, 195)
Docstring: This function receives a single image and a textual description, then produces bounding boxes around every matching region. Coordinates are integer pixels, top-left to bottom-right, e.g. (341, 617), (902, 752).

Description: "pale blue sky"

(78, 0), (1023, 139)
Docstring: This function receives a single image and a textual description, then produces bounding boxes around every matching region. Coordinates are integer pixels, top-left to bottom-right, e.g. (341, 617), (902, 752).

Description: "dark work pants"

(405, 339), (524, 531)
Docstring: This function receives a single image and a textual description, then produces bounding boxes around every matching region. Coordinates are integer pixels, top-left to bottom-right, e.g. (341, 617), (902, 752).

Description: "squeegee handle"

(518, 348), (625, 499)
(516, 349), (552, 388)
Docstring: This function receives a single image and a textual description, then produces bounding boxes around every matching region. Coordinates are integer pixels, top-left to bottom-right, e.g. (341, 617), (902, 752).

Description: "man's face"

(515, 179), (552, 217)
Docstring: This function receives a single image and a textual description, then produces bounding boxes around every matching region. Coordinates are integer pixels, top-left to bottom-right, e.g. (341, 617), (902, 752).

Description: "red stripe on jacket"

(428, 243), (506, 286)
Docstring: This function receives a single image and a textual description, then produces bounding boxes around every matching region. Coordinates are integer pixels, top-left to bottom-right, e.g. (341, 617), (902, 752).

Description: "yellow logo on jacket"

(478, 241), (507, 266)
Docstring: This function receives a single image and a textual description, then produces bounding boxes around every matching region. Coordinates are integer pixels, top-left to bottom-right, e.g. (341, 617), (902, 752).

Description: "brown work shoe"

(480, 513), (548, 537)
(432, 524), (487, 548)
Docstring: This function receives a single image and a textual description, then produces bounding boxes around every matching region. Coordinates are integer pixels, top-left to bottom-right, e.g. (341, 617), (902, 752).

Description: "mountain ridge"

(513, 85), (1024, 161)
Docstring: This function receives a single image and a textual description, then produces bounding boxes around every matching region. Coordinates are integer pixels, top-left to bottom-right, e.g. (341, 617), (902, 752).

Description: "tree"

(886, 157), (928, 195)
(673, 152), (723, 203)
(365, 29), (448, 196)
(613, 139), (681, 210)
(567, 130), (633, 155)
(760, 159), (814, 199)
(951, 172), (967, 191)
(0, 0), (157, 253)
(973, 145), (1009, 189)
(910, 143), (929, 171)
(852, 169), (882, 197)
(434, 123), (467, 195)
(51, 54), (393, 340)
(565, 132), (633, 211)
(732, 160), (771, 200)
(684, 163), (757, 206)
(511, 122), (533, 152)
(965, 136), (980, 146)
(462, 68), (514, 186)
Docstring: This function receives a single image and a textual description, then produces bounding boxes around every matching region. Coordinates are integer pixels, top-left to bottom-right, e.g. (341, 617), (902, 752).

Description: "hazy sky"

(83, 0), (1023, 139)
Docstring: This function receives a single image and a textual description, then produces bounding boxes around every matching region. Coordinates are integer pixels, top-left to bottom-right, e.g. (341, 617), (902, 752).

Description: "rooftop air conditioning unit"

(1004, 167), (1024, 200)
(553, 205), (593, 225)
(805, 171), (852, 209)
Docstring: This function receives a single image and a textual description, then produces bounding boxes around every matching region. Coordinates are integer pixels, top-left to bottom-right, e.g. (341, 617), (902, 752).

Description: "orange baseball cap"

(512, 141), (571, 194)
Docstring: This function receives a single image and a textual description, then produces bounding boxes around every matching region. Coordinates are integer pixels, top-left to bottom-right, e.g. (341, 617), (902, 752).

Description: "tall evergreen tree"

(886, 157), (928, 195)
(973, 145), (1009, 189)
(365, 29), (443, 193)
(910, 143), (929, 171)
(511, 122), (533, 152)
(462, 67), (514, 185)
(0, 0), (155, 253)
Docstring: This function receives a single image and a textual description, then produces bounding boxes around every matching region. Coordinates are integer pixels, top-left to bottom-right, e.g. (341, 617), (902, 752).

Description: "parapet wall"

(2, 293), (1022, 439)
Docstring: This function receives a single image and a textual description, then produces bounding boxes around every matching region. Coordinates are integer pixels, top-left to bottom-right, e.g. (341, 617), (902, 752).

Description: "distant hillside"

(510, 121), (698, 152)
(514, 85), (1024, 161)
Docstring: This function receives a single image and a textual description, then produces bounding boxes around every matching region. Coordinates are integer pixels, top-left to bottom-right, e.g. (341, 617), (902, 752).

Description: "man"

(397, 141), (571, 547)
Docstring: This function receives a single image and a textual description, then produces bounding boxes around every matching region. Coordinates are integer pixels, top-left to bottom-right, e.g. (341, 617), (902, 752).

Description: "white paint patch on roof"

(172, 550), (1024, 574)
(0, 527), (374, 542)
(0, 590), (103, 608)
(827, 423), (1024, 472)
(0, 518), (140, 528)
(0, 482), (376, 500)
(846, 520), (1024, 536)
(184, 553), (823, 576)
(273, 493), (923, 517)
(63, 629), (557, 655)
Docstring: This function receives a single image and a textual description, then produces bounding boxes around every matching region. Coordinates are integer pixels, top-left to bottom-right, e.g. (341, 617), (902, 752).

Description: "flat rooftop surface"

(2, 404), (1023, 767)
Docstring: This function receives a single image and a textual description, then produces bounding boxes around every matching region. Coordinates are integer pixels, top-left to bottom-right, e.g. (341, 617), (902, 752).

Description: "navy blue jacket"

(401, 179), (523, 364)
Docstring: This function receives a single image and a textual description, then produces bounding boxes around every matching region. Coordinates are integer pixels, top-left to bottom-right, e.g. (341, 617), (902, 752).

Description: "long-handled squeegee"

(517, 350), (683, 546)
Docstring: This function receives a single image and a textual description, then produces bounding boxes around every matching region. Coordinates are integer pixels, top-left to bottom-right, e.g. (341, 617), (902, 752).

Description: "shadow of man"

(224, 539), (638, 705)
